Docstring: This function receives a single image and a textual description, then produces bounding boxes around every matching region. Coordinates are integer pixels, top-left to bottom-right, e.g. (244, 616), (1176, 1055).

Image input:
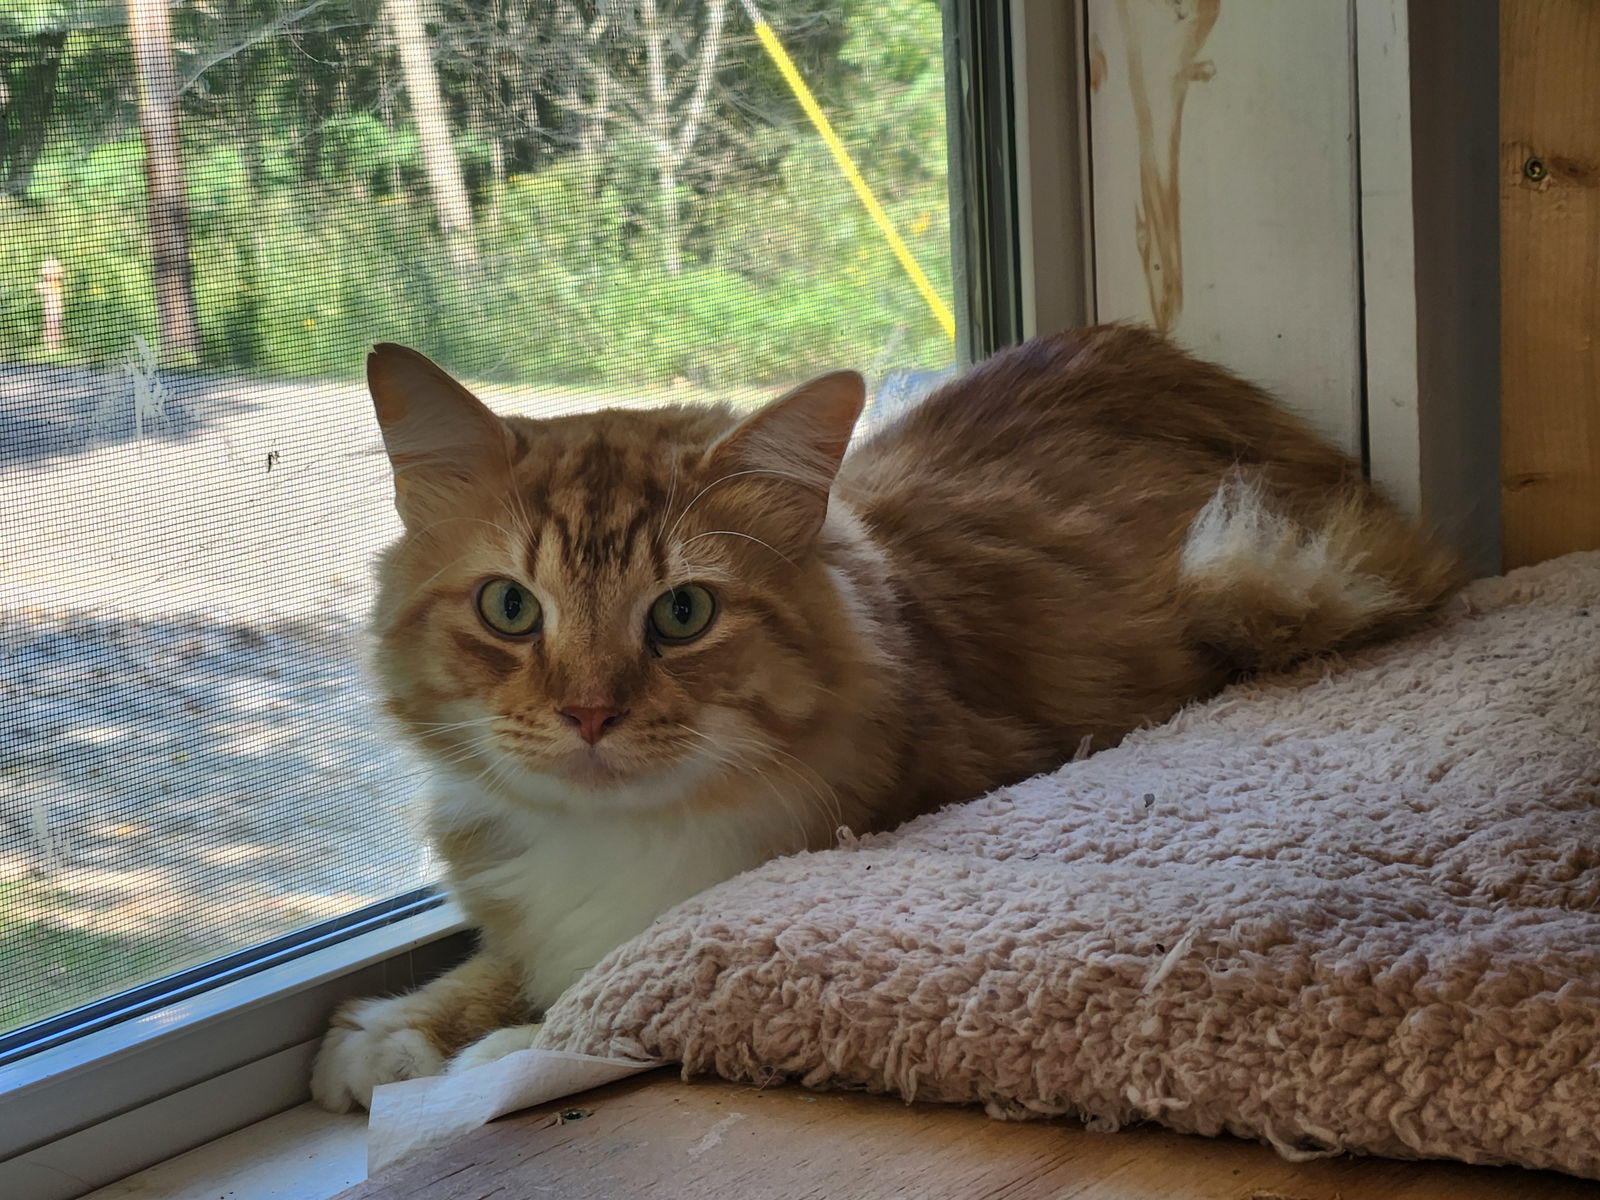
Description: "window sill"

(0, 901), (470, 1200)
(84, 1102), (367, 1200)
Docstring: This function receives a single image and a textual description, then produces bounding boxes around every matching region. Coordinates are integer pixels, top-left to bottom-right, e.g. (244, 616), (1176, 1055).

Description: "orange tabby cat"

(311, 324), (1460, 1110)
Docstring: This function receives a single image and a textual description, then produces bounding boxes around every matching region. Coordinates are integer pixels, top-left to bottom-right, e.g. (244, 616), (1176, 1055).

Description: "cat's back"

(838, 323), (1353, 511)
(820, 324), (1416, 782)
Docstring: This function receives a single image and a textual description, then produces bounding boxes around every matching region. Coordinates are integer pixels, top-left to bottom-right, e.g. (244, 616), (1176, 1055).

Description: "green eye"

(476, 578), (542, 637)
(648, 584), (716, 643)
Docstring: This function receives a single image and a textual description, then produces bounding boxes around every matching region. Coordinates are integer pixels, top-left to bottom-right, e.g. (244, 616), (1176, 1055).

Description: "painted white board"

(1086, 0), (1362, 454)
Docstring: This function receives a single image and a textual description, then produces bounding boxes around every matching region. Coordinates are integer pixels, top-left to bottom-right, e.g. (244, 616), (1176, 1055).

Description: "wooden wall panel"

(1086, 0), (1362, 455)
(1501, 0), (1600, 569)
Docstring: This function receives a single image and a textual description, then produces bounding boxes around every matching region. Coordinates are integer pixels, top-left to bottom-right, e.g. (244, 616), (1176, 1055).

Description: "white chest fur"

(433, 777), (821, 1011)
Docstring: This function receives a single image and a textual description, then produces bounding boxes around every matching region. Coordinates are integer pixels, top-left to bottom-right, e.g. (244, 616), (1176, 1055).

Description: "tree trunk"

(232, 9), (266, 368)
(385, 0), (476, 269)
(552, 0), (614, 194)
(128, 0), (201, 362)
(640, 0), (726, 275)
(640, 0), (678, 274)
(0, 31), (69, 199)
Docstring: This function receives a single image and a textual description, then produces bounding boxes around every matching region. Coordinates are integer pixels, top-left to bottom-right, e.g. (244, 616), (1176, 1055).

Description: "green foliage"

(316, 113), (414, 186)
(0, 1), (123, 38)
(0, 0), (954, 388)
(0, 879), (208, 1030)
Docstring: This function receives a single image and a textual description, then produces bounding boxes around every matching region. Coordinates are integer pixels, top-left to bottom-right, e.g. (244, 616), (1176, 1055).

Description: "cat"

(311, 323), (1461, 1111)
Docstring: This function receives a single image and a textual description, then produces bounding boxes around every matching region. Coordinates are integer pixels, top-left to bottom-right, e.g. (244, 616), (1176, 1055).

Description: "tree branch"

(668, 0), (727, 169)
(177, 0), (334, 96)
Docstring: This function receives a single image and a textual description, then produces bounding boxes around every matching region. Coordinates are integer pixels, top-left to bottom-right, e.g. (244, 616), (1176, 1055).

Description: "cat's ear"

(704, 370), (864, 553)
(367, 343), (513, 530)
(709, 371), (865, 491)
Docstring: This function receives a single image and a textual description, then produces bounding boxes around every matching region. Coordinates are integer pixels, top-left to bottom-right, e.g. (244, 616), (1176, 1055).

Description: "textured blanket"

(537, 551), (1600, 1178)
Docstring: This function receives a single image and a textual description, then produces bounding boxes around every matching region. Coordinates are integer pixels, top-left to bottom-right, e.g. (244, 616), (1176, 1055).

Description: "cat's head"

(365, 345), (865, 814)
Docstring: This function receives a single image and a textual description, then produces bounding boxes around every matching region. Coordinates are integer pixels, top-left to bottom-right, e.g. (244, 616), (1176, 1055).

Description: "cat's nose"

(558, 705), (625, 745)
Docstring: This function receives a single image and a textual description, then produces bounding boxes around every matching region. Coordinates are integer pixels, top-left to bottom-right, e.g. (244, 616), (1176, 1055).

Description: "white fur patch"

(435, 768), (822, 1011)
(311, 995), (446, 1113)
(1180, 475), (1396, 618)
(449, 1022), (546, 1073)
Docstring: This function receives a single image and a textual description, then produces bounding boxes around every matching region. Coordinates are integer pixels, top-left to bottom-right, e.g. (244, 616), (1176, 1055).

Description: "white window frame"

(1009, 0), (1093, 342)
(0, 898), (468, 1200)
(1355, 0), (1500, 575)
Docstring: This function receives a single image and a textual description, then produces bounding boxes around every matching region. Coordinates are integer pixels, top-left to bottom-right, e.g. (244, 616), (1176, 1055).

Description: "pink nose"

(559, 705), (624, 745)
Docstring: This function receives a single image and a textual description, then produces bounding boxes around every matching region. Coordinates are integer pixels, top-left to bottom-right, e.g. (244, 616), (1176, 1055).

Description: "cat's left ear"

(704, 370), (864, 553)
(367, 343), (514, 531)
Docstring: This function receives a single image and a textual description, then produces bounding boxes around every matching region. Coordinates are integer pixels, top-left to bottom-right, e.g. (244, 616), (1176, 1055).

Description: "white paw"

(310, 995), (447, 1113)
(448, 1023), (546, 1074)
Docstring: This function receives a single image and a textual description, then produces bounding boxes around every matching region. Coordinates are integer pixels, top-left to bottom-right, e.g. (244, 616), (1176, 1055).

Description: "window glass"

(0, 0), (955, 1034)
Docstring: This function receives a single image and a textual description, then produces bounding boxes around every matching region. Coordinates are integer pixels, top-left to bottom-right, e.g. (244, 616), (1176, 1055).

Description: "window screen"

(0, 0), (955, 1036)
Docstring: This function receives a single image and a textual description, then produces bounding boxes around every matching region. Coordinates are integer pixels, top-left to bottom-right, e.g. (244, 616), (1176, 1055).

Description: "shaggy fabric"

(537, 551), (1600, 1177)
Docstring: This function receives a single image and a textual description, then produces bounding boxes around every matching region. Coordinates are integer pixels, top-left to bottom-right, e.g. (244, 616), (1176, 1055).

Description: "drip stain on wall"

(1115, 0), (1219, 333)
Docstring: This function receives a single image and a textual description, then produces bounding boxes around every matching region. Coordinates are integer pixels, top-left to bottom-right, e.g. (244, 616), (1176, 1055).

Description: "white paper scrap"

(367, 1048), (666, 1175)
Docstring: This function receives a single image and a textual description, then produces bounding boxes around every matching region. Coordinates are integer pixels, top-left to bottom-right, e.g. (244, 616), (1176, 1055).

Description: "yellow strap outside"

(745, 11), (957, 342)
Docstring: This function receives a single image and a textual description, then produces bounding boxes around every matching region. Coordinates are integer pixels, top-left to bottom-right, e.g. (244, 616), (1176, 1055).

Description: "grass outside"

(0, 879), (207, 1029)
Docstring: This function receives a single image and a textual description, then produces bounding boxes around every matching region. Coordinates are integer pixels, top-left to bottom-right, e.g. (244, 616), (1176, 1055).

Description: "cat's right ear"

(367, 344), (513, 531)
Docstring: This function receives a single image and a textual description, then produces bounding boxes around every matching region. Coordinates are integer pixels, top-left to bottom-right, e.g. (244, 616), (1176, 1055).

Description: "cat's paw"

(310, 995), (447, 1113)
(448, 1023), (546, 1074)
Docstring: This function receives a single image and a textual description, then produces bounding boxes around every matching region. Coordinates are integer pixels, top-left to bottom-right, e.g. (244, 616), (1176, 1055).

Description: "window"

(1, 0), (961, 1058)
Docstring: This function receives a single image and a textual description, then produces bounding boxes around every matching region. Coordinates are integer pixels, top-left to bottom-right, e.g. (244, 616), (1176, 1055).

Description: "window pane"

(0, 0), (955, 1034)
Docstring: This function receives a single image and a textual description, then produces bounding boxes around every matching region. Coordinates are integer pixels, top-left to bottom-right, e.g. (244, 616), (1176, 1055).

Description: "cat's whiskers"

(671, 723), (823, 849)
(668, 725), (790, 812)
(408, 514), (524, 546)
(498, 484), (539, 565)
(666, 727), (749, 782)
(402, 716), (497, 733)
(431, 730), (503, 769)
(738, 745), (844, 838)
(654, 456), (681, 550)
(393, 512), (531, 620)
(680, 528), (795, 568)
(465, 742), (523, 797)
(433, 741), (490, 767)
(754, 743), (846, 833)
(662, 468), (817, 548)
(386, 549), (483, 615)
(698, 720), (844, 832)
(670, 721), (771, 761)
(744, 759), (813, 849)
(668, 723), (749, 773)
(676, 724), (810, 847)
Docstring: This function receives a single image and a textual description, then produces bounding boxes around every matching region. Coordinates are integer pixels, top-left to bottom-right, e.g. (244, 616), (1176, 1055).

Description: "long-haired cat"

(312, 324), (1460, 1110)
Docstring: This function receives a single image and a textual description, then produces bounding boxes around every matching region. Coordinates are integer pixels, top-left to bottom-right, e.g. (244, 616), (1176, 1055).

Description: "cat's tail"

(1178, 471), (1464, 672)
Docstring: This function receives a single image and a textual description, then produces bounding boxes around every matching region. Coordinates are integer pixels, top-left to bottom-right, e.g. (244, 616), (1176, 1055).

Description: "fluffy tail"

(1179, 472), (1463, 671)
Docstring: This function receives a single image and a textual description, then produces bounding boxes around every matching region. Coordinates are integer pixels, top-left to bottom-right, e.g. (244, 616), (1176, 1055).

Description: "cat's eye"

(476, 578), (542, 637)
(648, 584), (717, 644)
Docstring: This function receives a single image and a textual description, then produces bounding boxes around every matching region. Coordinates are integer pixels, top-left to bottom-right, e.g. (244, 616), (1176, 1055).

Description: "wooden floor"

(338, 1070), (1597, 1199)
